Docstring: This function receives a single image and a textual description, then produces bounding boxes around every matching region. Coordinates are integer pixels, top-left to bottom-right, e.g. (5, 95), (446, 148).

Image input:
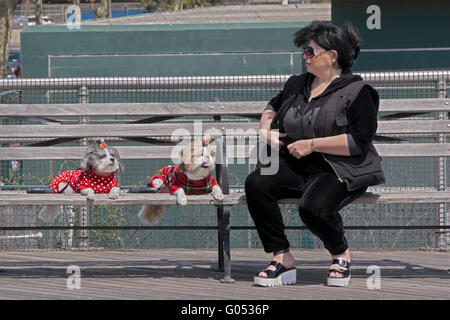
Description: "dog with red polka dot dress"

(39, 138), (124, 223)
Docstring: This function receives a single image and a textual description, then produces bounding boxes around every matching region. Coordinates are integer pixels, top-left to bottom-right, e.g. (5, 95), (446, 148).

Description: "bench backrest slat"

(0, 120), (449, 139)
(1, 98), (448, 118)
(1, 143), (450, 161)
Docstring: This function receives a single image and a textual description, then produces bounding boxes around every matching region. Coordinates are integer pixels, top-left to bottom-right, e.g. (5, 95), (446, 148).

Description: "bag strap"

(335, 80), (367, 116)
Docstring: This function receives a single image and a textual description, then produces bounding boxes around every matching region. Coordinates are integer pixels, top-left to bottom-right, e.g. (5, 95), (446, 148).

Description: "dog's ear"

(177, 147), (186, 172)
(110, 147), (124, 174)
(79, 153), (92, 171)
(179, 146), (184, 159)
(114, 159), (124, 174)
(177, 162), (186, 173)
(79, 143), (96, 171)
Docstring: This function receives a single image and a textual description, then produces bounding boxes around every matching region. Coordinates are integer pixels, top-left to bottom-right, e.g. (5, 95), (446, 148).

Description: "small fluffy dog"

(39, 138), (124, 223)
(138, 138), (224, 225)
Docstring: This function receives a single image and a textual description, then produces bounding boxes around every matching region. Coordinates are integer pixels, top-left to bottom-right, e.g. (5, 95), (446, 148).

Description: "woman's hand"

(287, 139), (313, 159)
(259, 110), (287, 150)
(259, 128), (287, 150)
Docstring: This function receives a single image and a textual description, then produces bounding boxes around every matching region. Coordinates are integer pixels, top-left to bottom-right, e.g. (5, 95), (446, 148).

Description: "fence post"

(436, 76), (448, 251)
(78, 85), (90, 249)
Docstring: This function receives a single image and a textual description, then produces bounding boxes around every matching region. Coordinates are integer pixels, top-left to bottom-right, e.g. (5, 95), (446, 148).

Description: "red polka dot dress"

(49, 170), (119, 194)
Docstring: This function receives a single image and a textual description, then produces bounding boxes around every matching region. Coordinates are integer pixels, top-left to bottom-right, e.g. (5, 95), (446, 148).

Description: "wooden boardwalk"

(0, 249), (448, 300)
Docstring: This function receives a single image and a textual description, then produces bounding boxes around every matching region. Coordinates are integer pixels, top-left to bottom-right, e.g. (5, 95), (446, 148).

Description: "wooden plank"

(377, 120), (450, 134)
(1, 143), (450, 160)
(0, 249), (448, 300)
(231, 191), (450, 205)
(227, 143), (450, 158)
(1, 99), (449, 117)
(1, 119), (449, 139)
(0, 102), (265, 118)
(374, 143), (450, 157)
(378, 98), (450, 113)
(0, 123), (259, 139)
(0, 190), (449, 206)
(0, 193), (224, 206)
(0, 146), (175, 160)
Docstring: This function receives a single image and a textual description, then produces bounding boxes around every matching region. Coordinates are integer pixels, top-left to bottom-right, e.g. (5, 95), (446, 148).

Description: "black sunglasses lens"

(303, 46), (314, 58)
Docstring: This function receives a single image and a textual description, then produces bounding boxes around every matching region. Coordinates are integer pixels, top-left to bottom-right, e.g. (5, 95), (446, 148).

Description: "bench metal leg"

(79, 205), (89, 249)
(217, 205), (234, 283)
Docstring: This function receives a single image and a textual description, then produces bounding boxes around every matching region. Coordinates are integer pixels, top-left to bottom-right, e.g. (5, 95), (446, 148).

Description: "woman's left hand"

(287, 139), (313, 159)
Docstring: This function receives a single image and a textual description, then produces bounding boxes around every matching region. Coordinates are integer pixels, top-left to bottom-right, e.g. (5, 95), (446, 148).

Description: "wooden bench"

(1, 97), (450, 282)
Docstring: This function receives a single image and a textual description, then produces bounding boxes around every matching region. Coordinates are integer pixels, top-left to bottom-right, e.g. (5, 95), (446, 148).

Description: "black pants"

(245, 156), (366, 256)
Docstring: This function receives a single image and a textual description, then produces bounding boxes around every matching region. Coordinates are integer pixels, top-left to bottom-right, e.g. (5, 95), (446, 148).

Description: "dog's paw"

(212, 185), (224, 201)
(80, 188), (95, 200)
(177, 194), (188, 205)
(174, 188), (187, 205)
(108, 187), (120, 199)
(178, 198), (187, 205)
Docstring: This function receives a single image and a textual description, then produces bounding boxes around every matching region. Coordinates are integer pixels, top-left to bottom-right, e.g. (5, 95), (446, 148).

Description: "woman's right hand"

(259, 110), (287, 149)
(259, 128), (288, 150)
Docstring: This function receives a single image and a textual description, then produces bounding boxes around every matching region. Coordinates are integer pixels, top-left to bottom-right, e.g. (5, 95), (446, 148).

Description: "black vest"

(272, 74), (385, 191)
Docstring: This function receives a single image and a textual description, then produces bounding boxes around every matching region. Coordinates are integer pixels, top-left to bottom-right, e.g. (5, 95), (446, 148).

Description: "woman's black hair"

(293, 20), (362, 71)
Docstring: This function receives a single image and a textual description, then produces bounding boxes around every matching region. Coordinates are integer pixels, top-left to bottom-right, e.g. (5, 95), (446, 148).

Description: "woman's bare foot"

(258, 250), (295, 278)
(329, 249), (351, 278)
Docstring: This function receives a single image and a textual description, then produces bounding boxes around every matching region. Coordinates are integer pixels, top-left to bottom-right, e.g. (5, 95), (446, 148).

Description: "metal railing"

(1, 70), (449, 91)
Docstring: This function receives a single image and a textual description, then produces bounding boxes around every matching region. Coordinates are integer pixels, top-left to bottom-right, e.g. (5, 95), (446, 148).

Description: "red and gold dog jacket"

(148, 165), (219, 195)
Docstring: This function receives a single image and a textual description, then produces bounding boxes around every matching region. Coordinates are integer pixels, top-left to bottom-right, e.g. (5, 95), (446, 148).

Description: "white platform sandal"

(327, 257), (351, 287)
(253, 261), (297, 287)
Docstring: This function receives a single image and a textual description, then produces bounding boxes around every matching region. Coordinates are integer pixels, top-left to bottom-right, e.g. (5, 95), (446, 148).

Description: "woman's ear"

(329, 50), (339, 65)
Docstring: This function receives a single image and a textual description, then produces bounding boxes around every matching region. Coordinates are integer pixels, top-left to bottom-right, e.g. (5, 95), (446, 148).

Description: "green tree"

(34, 0), (43, 25)
(0, 0), (20, 78)
(141, 0), (220, 12)
(96, 0), (111, 18)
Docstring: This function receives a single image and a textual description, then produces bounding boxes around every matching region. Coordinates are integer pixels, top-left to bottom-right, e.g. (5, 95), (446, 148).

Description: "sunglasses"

(303, 46), (327, 59)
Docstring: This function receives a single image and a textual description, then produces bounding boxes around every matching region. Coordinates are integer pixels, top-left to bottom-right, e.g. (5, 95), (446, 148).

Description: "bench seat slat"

(232, 191), (450, 204)
(0, 193), (222, 206)
(0, 190), (448, 206)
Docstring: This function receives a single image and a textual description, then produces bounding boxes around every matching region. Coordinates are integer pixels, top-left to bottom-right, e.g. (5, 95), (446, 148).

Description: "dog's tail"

(39, 206), (60, 223)
(138, 205), (164, 225)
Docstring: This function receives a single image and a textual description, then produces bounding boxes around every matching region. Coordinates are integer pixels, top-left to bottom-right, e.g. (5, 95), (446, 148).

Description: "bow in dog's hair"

(202, 138), (210, 147)
(99, 141), (108, 149)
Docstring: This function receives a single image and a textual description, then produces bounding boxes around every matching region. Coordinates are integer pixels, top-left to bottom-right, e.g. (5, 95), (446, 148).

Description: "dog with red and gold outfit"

(138, 138), (223, 225)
